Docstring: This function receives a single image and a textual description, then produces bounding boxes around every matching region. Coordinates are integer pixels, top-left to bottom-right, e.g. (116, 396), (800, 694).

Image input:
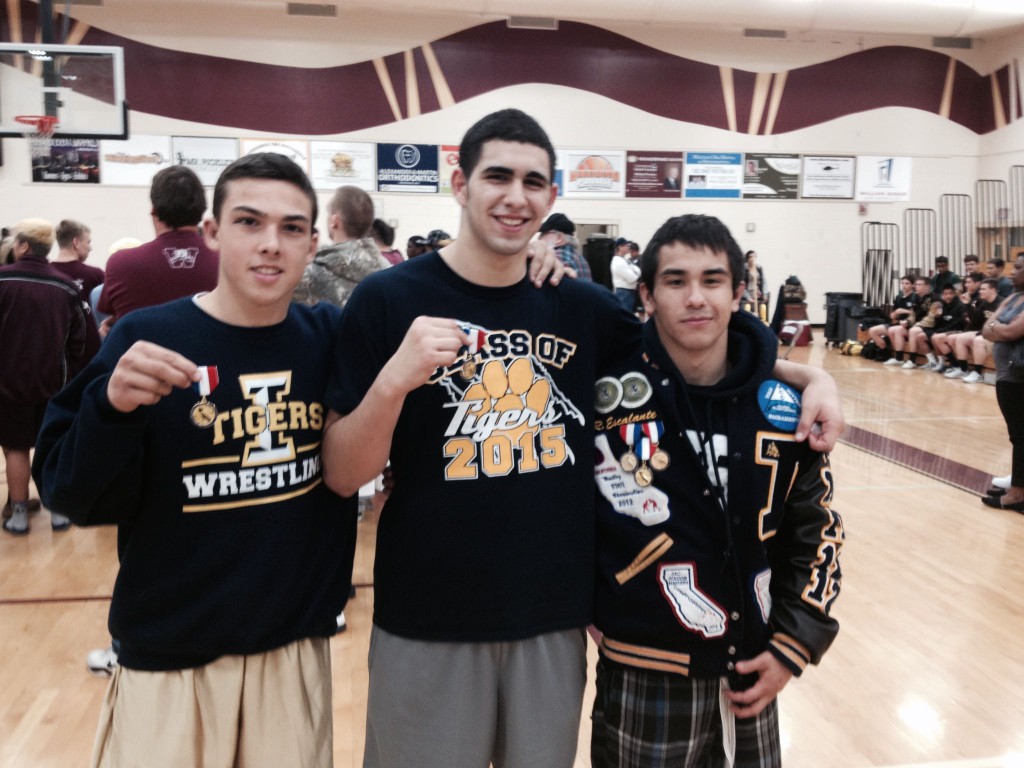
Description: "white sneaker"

(962, 371), (982, 383)
(336, 611), (347, 633)
(993, 475), (1012, 489)
(944, 368), (965, 378)
(884, 357), (903, 366)
(50, 511), (71, 531)
(86, 646), (118, 677)
(901, 360), (917, 369)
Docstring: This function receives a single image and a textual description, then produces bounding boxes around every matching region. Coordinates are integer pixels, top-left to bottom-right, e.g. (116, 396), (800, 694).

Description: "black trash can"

(824, 292), (863, 343)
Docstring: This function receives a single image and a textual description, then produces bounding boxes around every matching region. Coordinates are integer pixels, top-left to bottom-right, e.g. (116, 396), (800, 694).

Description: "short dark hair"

(458, 109), (556, 181)
(55, 219), (89, 248)
(328, 186), (374, 239)
(964, 254), (979, 262)
(981, 277), (999, 291)
(371, 218), (395, 247)
(212, 153), (318, 226)
(639, 214), (745, 292)
(914, 276), (930, 285)
(151, 166), (207, 228)
(967, 271), (985, 283)
(935, 255), (949, 264)
(989, 257), (1005, 269)
(900, 274), (914, 283)
(941, 283), (956, 293)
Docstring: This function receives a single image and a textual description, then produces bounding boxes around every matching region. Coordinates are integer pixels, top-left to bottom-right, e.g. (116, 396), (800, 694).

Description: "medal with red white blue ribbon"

(190, 366), (219, 428)
(458, 324), (488, 380)
(619, 420), (670, 486)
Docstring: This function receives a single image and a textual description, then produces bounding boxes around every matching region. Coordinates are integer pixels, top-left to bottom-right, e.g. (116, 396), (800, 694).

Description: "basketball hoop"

(15, 114), (59, 168)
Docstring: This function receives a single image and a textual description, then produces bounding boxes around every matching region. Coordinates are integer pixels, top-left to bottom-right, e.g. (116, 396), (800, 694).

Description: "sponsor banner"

(684, 152), (742, 198)
(241, 138), (311, 173)
(801, 156), (855, 199)
(172, 136), (239, 186)
(855, 156), (913, 202)
(743, 153), (800, 199)
(625, 151), (684, 198)
(562, 149), (626, 198)
(377, 143), (439, 193)
(310, 141), (375, 191)
(439, 144), (460, 194)
(554, 149), (567, 197)
(100, 135), (172, 186)
(30, 138), (100, 184)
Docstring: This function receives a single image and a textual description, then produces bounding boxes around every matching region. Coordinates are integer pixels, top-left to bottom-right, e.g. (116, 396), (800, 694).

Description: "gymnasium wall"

(1, 4), (1022, 322)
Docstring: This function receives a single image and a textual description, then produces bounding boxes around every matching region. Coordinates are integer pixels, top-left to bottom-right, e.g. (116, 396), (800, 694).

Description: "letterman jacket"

(593, 313), (844, 681)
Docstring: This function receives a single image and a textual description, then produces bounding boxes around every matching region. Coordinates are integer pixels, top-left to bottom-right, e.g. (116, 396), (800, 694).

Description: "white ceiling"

(52, 0), (1024, 39)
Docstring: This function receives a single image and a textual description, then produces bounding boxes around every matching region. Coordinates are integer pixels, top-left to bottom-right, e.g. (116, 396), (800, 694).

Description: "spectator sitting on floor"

(904, 283), (965, 370)
(871, 275), (918, 362)
(944, 278), (1002, 382)
(884, 276), (932, 366)
(931, 271), (983, 374)
(986, 257), (1014, 299)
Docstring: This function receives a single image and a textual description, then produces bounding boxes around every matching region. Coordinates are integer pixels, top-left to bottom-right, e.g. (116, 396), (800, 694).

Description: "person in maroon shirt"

(51, 219), (104, 363)
(97, 166), (218, 335)
(1, 219), (88, 535)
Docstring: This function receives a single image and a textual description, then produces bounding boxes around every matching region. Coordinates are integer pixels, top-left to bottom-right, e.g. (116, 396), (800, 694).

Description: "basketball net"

(15, 115), (59, 171)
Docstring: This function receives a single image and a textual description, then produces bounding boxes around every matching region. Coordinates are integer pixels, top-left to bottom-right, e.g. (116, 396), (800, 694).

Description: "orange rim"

(14, 115), (59, 135)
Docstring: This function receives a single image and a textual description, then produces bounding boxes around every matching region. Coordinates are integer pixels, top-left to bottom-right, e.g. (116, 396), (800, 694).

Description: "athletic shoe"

(993, 475), (1012, 489)
(920, 361), (938, 370)
(2, 509), (29, 535)
(987, 487), (1007, 498)
(336, 611), (347, 634)
(50, 512), (71, 531)
(933, 365), (949, 374)
(2, 498), (41, 520)
(944, 368), (965, 378)
(962, 371), (982, 383)
(86, 646), (118, 677)
(884, 357), (903, 366)
(901, 360), (916, 369)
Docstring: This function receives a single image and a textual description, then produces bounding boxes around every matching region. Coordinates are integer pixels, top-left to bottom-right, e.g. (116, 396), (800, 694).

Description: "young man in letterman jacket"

(591, 214), (844, 768)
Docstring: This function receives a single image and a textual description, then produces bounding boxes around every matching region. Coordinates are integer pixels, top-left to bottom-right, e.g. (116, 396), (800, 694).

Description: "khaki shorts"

(91, 637), (333, 768)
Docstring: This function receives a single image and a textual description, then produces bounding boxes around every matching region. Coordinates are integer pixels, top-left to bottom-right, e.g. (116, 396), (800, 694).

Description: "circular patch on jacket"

(757, 380), (802, 432)
(620, 372), (653, 408)
(595, 377), (623, 414)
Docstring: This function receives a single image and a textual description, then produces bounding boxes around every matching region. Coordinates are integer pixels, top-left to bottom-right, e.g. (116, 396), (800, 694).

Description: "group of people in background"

(860, 252), (1024, 512)
(866, 255), (1014, 380)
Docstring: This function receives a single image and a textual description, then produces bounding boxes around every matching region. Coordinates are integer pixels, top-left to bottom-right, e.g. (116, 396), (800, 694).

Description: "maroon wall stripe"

(2, 1), (1016, 136)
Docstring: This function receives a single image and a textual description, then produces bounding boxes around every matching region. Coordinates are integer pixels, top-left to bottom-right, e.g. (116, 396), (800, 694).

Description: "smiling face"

(451, 139), (557, 262)
(202, 177), (317, 326)
(640, 241), (743, 383)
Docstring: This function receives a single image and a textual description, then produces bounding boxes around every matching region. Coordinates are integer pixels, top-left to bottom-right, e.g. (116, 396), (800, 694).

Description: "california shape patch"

(658, 563), (727, 638)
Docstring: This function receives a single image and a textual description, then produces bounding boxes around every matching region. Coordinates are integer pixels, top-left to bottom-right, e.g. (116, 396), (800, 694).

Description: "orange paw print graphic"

(463, 358), (551, 441)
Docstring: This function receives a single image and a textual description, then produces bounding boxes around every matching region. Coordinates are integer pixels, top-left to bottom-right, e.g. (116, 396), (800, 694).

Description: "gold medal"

(634, 465), (654, 487)
(461, 356), (478, 380)
(650, 449), (670, 472)
(190, 397), (217, 428)
(620, 452), (639, 472)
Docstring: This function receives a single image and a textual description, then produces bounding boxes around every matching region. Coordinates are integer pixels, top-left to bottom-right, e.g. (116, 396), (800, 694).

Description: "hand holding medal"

(107, 340), (205, 415)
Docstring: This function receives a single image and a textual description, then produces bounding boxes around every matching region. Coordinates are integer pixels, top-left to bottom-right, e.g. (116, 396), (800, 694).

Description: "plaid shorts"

(591, 658), (781, 768)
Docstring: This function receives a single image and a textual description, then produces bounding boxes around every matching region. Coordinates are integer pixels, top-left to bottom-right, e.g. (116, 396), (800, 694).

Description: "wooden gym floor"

(1, 340), (1023, 768)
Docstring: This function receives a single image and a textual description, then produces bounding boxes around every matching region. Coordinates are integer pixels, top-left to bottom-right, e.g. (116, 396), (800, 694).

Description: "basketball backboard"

(0, 43), (127, 139)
